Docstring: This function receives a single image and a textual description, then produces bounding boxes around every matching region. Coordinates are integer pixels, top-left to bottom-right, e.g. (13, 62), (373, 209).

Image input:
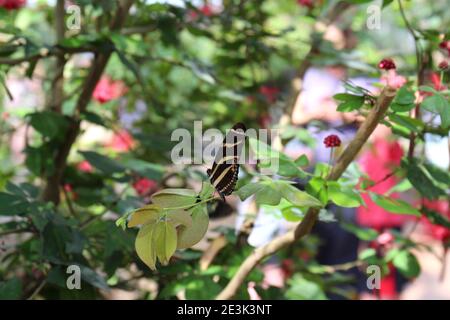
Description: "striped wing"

(207, 123), (246, 199)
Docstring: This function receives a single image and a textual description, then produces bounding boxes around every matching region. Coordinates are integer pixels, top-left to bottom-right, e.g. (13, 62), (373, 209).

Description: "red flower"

(92, 76), (127, 104)
(378, 58), (396, 71)
(438, 60), (449, 71)
(297, 0), (314, 8)
(199, 5), (214, 16)
(323, 134), (341, 148)
(107, 130), (135, 152)
(259, 86), (280, 103)
(0, 0), (26, 10)
(77, 160), (93, 173)
(133, 178), (157, 196)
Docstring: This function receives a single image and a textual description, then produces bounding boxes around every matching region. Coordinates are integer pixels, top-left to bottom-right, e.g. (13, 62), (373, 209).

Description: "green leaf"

(388, 113), (424, 133)
(421, 93), (447, 114)
(421, 94), (449, 127)
(120, 157), (164, 180)
(278, 182), (323, 208)
(359, 248), (378, 263)
(393, 250), (420, 278)
(327, 182), (362, 208)
(403, 160), (447, 200)
(0, 192), (29, 216)
(135, 222), (157, 270)
(394, 86), (415, 105)
(305, 177), (328, 204)
(0, 278), (22, 299)
(80, 111), (106, 127)
(285, 275), (326, 300)
(79, 265), (109, 290)
(422, 207), (450, 229)
(235, 183), (265, 201)
(294, 154), (309, 167)
(79, 151), (125, 175)
(342, 222), (378, 241)
(199, 181), (215, 200)
(255, 184), (282, 206)
(334, 93), (365, 112)
(370, 193), (420, 216)
(28, 111), (68, 139)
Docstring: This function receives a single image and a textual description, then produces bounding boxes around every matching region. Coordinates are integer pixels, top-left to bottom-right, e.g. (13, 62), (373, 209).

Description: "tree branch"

(41, 0), (135, 205)
(216, 86), (397, 300)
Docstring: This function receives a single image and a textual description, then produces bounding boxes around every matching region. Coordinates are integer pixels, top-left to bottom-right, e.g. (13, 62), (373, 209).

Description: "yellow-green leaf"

(154, 220), (177, 265)
(166, 210), (193, 227)
(151, 188), (197, 208)
(135, 223), (157, 270)
(128, 205), (161, 228)
(177, 205), (209, 249)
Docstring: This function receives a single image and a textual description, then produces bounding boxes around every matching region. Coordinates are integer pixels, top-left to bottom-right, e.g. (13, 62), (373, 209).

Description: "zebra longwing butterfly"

(207, 122), (247, 201)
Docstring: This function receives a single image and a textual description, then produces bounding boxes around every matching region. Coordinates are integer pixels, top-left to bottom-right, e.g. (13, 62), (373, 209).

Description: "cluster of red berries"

(323, 134), (341, 148)
(378, 58), (396, 70)
(439, 40), (450, 56)
(438, 60), (449, 71)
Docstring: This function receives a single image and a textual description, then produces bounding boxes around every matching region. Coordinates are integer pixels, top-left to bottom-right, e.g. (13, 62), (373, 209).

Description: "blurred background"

(0, 0), (449, 300)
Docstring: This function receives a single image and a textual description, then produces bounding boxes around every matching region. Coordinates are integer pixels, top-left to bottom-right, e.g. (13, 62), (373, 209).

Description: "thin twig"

(0, 228), (31, 237)
(27, 279), (47, 300)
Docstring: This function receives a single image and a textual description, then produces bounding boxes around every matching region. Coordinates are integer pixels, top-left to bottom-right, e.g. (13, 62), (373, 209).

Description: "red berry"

(438, 60), (449, 71)
(439, 41), (450, 56)
(378, 58), (396, 70)
(323, 134), (341, 148)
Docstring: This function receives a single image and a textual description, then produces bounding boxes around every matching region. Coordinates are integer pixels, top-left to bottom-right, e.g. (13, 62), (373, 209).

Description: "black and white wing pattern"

(207, 122), (247, 201)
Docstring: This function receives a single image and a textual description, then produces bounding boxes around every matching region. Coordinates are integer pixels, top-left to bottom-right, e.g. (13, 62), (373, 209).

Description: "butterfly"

(207, 122), (247, 201)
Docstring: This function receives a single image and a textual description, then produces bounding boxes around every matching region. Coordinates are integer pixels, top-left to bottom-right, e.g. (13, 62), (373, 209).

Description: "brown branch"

(41, 0), (135, 205)
(216, 86), (397, 300)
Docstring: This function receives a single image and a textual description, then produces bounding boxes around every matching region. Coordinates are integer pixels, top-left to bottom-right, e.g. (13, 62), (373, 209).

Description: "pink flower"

(107, 130), (135, 152)
(92, 76), (127, 104)
(132, 178), (157, 196)
(380, 70), (407, 89)
(77, 160), (93, 173)
(259, 86), (279, 103)
(377, 231), (394, 246)
(0, 0), (25, 10)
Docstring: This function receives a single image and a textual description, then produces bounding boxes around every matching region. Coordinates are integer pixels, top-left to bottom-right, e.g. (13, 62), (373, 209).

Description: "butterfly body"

(207, 123), (246, 201)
